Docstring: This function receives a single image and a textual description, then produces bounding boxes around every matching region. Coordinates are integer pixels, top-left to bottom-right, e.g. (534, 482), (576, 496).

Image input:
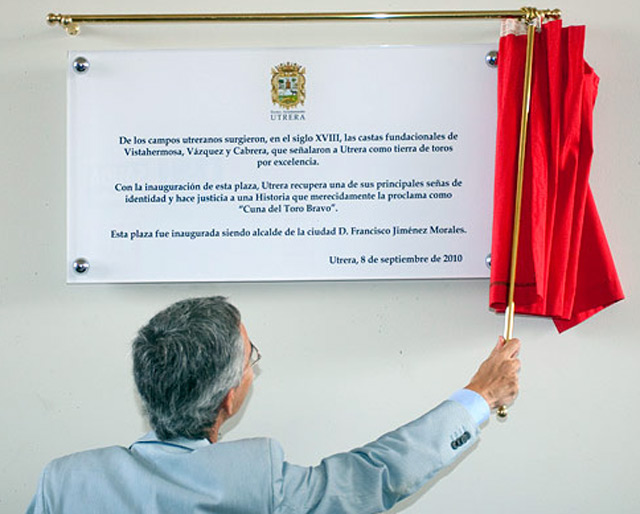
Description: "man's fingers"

(510, 339), (521, 358)
(499, 356), (521, 374)
(501, 337), (521, 358)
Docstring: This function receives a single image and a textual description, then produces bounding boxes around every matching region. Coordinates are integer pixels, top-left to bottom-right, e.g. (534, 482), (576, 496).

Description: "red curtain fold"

(489, 20), (624, 333)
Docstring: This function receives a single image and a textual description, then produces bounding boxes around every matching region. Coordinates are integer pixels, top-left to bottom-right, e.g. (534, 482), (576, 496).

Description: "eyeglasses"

(249, 341), (261, 367)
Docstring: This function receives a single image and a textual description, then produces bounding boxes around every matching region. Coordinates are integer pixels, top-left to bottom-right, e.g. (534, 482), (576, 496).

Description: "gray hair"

(132, 297), (245, 440)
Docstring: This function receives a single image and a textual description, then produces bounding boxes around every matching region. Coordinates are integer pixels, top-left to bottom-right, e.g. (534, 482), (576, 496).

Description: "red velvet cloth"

(489, 20), (624, 332)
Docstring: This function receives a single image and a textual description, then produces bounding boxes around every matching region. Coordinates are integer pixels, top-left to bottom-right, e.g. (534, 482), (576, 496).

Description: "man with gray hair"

(27, 296), (520, 513)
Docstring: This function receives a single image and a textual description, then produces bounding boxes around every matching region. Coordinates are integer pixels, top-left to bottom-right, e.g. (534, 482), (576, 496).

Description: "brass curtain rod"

(47, 8), (561, 35)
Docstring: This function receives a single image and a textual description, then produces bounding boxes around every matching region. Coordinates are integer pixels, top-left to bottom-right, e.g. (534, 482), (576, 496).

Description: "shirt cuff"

(448, 389), (490, 426)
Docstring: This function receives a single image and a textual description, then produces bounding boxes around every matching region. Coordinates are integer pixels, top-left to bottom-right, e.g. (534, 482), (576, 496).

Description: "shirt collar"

(130, 431), (212, 451)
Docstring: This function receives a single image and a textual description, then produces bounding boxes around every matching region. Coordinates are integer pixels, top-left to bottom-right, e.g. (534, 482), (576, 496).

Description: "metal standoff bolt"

(72, 57), (90, 74)
(73, 258), (90, 274)
(485, 253), (492, 269)
(485, 50), (498, 68)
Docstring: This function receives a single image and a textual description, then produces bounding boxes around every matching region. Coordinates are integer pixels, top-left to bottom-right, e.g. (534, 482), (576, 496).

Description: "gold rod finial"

(47, 13), (80, 35)
(46, 13), (61, 25)
(520, 6), (562, 23)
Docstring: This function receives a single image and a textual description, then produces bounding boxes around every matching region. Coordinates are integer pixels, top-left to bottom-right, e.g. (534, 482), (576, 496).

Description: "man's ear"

(220, 387), (236, 417)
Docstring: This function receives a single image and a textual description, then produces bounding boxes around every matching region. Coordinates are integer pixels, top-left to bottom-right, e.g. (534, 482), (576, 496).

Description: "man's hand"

(465, 337), (521, 410)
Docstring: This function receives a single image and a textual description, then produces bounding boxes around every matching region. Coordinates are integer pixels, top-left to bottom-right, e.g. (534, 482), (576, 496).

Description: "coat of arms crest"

(271, 62), (306, 109)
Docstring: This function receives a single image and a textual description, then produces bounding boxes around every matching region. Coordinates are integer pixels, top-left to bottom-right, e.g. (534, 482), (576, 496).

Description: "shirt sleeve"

(448, 388), (490, 426)
(270, 400), (482, 514)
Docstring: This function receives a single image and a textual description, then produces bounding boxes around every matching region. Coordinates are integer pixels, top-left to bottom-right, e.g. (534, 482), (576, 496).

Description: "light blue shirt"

(449, 388), (491, 426)
(27, 393), (488, 513)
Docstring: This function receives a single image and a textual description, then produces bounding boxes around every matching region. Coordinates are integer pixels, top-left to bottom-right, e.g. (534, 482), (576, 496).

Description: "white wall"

(2, 1), (638, 512)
